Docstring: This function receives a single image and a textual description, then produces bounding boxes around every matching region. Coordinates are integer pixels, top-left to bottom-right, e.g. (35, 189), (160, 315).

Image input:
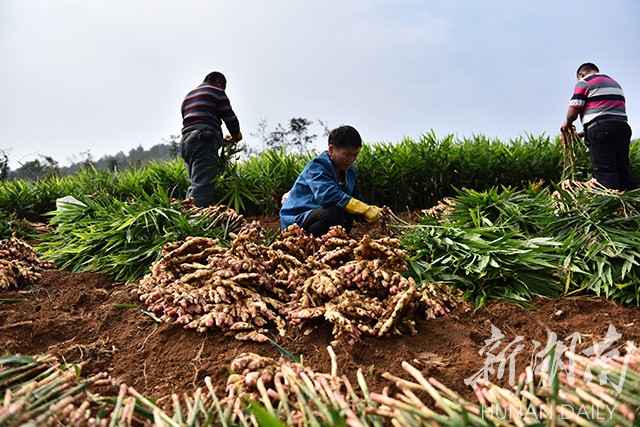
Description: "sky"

(1, 0), (639, 170)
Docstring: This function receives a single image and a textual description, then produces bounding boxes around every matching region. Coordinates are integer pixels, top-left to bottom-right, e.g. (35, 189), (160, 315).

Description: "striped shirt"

(181, 84), (240, 135)
(569, 73), (627, 126)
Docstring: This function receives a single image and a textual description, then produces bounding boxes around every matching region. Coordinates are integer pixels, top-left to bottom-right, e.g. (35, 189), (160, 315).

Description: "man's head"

(327, 125), (362, 172)
(576, 63), (599, 80)
(204, 71), (227, 90)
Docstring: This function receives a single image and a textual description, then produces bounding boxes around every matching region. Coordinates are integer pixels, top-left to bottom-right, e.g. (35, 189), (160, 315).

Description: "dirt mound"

(2, 269), (638, 405)
(1, 218), (639, 406)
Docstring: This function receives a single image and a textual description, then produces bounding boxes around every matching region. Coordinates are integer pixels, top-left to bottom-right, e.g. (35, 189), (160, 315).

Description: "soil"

(1, 217), (640, 410)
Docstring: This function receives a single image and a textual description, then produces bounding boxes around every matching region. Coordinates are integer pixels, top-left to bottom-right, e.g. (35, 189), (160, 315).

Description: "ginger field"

(2, 215), (640, 425)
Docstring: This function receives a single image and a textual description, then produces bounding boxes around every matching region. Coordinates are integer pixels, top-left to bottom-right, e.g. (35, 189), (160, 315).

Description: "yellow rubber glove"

(364, 205), (382, 223)
(345, 198), (369, 214)
(345, 198), (381, 223)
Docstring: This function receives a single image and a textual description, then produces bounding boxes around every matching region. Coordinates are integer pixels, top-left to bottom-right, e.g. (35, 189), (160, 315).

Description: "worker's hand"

(560, 121), (574, 135)
(364, 205), (382, 223)
(224, 132), (243, 144)
(560, 122), (577, 148)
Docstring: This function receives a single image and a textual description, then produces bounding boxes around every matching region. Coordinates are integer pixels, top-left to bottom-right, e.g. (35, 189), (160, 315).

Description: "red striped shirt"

(181, 84), (240, 135)
(569, 73), (627, 126)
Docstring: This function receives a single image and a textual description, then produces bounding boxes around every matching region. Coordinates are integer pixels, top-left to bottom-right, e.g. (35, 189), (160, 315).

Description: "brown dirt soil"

(2, 217), (640, 410)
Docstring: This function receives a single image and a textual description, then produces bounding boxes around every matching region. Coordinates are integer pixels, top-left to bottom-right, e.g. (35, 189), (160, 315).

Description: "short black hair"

(204, 71), (227, 88)
(576, 62), (599, 77)
(328, 125), (362, 149)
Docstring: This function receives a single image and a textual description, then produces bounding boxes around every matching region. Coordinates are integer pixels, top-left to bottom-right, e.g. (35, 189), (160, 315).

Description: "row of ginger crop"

(137, 220), (459, 344)
(3, 342), (639, 426)
(221, 342), (640, 426)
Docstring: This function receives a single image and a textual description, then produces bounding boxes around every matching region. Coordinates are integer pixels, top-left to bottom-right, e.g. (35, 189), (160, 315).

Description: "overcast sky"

(1, 0), (639, 170)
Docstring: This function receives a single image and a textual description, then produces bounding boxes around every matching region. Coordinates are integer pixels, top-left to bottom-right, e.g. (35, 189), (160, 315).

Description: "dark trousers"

(301, 206), (354, 237)
(586, 120), (637, 191)
(180, 130), (222, 207)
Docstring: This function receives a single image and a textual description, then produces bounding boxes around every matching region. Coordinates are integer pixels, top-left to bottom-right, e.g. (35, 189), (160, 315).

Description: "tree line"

(1, 139), (180, 181)
(1, 117), (326, 181)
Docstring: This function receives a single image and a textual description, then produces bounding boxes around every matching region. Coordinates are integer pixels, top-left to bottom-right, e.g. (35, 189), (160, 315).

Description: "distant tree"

(162, 135), (181, 158)
(106, 158), (119, 171)
(128, 145), (145, 166)
(252, 117), (329, 155)
(247, 118), (269, 155)
(79, 150), (93, 169)
(41, 156), (60, 177)
(317, 119), (331, 138)
(11, 156), (59, 180)
(0, 149), (9, 181)
(14, 159), (45, 179)
(288, 117), (315, 151)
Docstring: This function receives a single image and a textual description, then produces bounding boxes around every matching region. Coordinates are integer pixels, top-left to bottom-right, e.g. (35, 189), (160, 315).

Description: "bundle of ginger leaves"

(397, 182), (640, 308)
(37, 189), (243, 283)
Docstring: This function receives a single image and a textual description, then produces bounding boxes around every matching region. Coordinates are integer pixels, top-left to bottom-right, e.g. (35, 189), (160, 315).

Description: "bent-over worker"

(280, 125), (381, 236)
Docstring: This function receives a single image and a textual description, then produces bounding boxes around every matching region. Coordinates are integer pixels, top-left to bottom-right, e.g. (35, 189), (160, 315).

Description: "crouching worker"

(280, 125), (382, 236)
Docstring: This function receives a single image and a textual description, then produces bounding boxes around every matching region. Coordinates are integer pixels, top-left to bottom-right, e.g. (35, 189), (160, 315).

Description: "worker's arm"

(560, 107), (581, 134)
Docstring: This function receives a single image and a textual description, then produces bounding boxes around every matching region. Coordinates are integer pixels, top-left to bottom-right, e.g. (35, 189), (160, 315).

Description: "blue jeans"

(180, 129), (222, 207)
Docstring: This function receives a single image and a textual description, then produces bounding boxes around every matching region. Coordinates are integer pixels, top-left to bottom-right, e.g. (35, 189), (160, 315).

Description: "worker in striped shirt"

(561, 62), (636, 190)
(180, 71), (243, 207)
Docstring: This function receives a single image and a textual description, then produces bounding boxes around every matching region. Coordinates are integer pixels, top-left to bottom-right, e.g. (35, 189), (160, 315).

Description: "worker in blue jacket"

(280, 125), (382, 236)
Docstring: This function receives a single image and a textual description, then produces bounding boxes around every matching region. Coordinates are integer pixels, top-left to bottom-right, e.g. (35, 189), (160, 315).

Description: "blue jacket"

(280, 151), (357, 230)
